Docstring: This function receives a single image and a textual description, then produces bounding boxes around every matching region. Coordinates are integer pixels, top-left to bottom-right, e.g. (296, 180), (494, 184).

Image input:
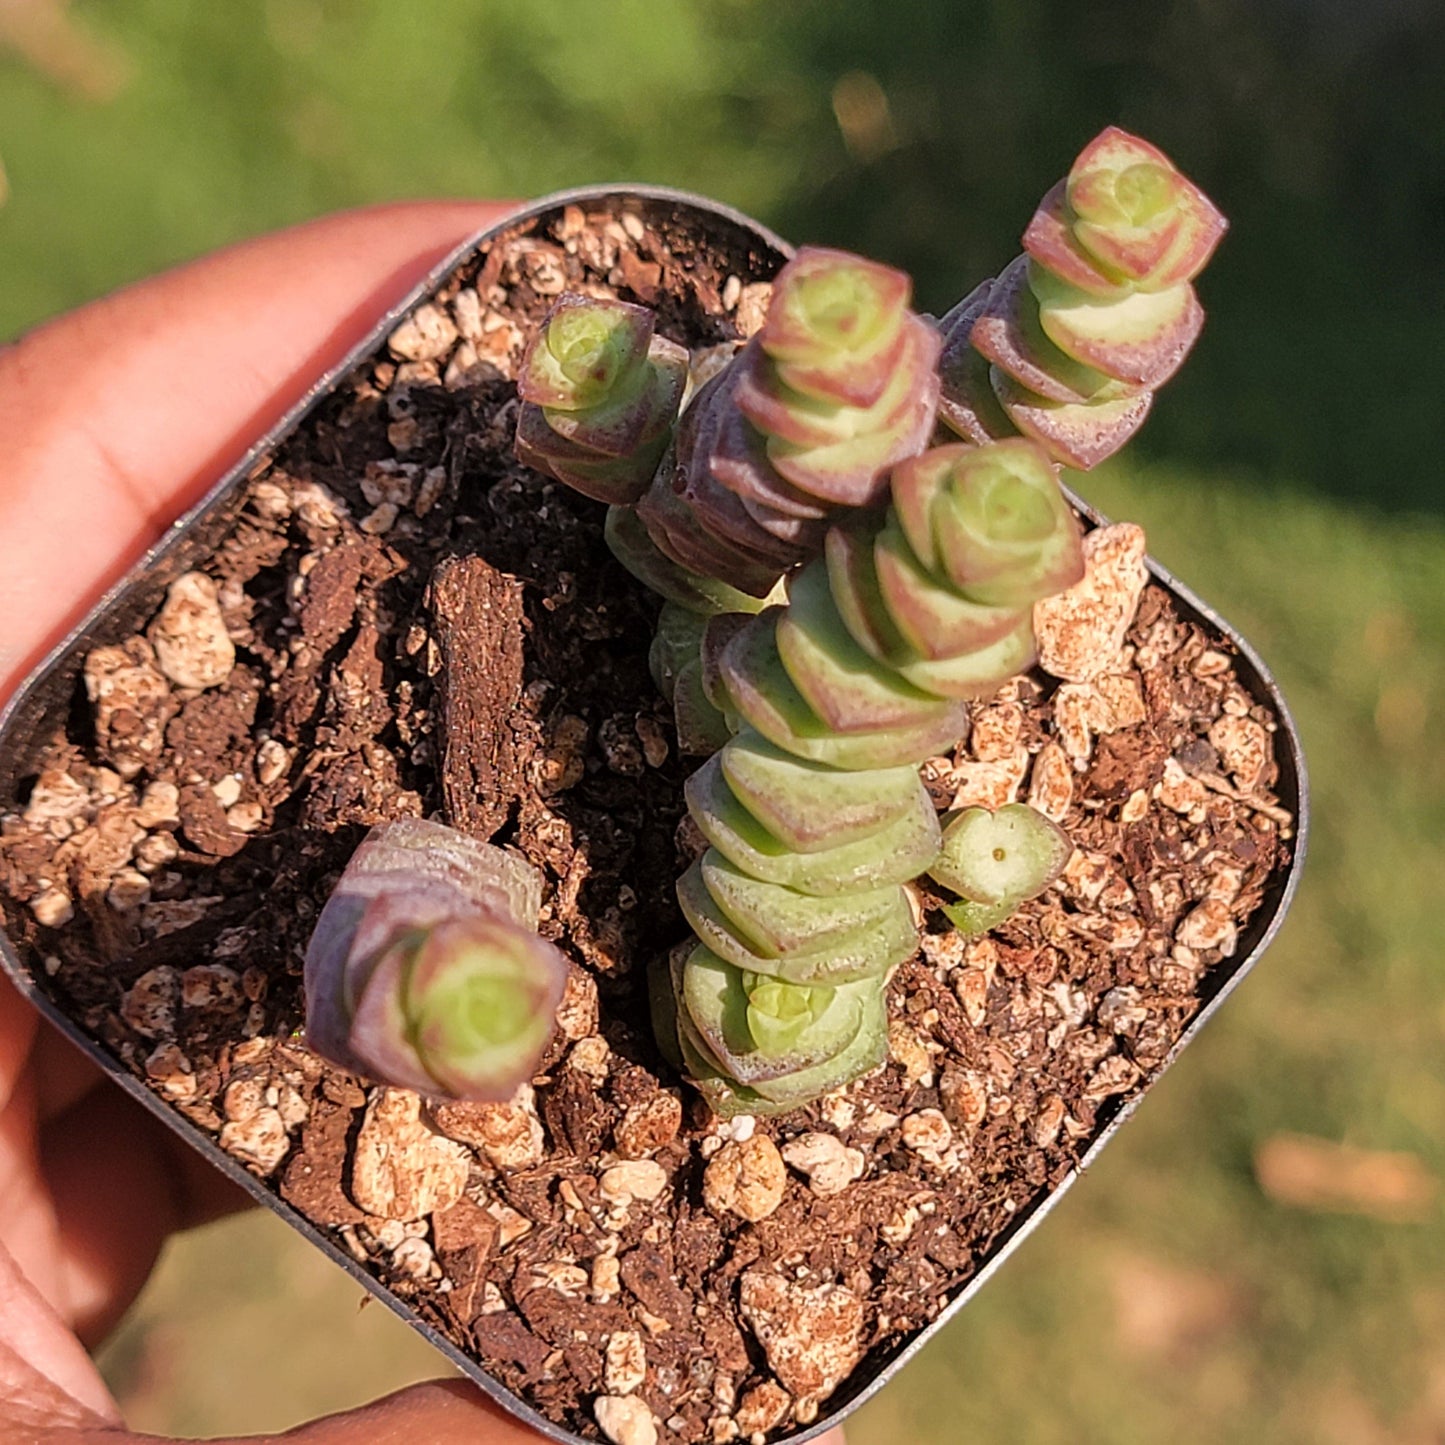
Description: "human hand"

(0, 203), (853, 1444)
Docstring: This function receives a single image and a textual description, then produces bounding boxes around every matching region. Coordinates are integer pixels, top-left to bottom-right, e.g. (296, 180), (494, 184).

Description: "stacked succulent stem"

(937, 127), (1227, 469)
(602, 246), (943, 753)
(631, 247), (941, 600)
(515, 294), (688, 504)
(672, 439), (1083, 1114)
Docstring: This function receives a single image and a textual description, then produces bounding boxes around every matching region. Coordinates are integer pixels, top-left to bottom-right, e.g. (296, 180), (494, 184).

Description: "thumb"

(0, 1240), (552, 1445)
(245, 1379), (555, 1445)
(272, 1382), (849, 1445)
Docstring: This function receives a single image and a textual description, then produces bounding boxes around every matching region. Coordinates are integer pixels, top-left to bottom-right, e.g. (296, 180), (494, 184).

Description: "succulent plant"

(665, 438), (1083, 1113)
(304, 818), (568, 1100)
(938, 127), (1226, 469)
(929, 802), (1073, 936)
(635, 246), (941, 598)
(515, 293), (688, 504)
(501, 135), (1222, 1118)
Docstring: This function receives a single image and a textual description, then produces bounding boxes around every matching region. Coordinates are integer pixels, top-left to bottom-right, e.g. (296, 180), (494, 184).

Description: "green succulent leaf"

(748, 989), (888, 1106)
(742, 973), (840, 1057)
(687, 751), (940, 895)
(940, 898), (1018, 938)
(692, 850), (911, 960)
(403, 919), (563, 1098)
(929, 803), (1074, 907)
(1058, 127), (1227, 290)
(606, 505), (774, 616)
(522, 295), (653, 410)
(872, 516), (1026, 662)
(992, 371), (1155, 472)
(680, 947), (871, 1085)
(776, 562), (962, 735)
(639, 245), (940, 605)
(720, 729), (923, 852)
(757, 246), (914, 407)
(916, 441), (1085, 608)
(676, 860), (914, 984)
(891, 615), (1037, 699)
(1029, 262), (1203, 389)
(720, 608), (969, 770)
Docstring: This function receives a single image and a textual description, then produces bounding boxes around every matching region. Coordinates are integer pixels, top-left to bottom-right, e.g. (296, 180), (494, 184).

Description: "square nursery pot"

(0, 188), (1307, 1445)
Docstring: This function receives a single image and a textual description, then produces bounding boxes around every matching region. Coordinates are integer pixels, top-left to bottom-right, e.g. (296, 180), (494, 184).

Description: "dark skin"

(0, 204), (845, 1444)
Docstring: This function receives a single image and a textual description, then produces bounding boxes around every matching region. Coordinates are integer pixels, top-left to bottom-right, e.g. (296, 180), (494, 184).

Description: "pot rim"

(0, 185), (1307, 1445)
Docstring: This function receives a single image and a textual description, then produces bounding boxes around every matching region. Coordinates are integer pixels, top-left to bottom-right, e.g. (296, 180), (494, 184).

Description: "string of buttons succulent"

(502, 125), (1227, 1115)
(302, 126), (1226, 1113)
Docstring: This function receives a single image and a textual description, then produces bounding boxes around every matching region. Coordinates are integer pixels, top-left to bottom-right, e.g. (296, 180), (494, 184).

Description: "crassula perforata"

(594, 248), (941, 752)
(304, 818), (568, 1100)
(515, 293), (688, 504)
(938, 127), (1226, 468)
(505, 125), (1226, 1115)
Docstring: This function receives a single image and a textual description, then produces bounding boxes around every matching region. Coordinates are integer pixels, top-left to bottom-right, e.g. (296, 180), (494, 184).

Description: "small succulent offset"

(515, 294), (688, 504)
(938, 127), (1227, 469)
(304, 818), (568, 1100)
(670, 438), (1082, 1113)
(929, 803), (1073, 936)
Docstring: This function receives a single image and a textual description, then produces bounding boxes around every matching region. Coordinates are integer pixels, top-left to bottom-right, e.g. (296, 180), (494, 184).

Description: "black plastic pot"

(0, 187), (1307, 1445)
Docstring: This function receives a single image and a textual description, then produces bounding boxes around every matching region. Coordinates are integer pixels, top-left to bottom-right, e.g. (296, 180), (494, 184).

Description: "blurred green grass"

(4, 1), (1442, 1440)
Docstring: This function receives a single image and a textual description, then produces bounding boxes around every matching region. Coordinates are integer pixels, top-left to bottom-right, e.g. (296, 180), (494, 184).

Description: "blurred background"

(3, 1), (1443, 1440)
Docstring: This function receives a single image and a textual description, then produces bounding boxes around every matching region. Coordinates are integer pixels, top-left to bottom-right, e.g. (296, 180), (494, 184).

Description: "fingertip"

(261, 1378), (851, 1445)
(260, 1378), (550, 1445)
(0, 975), (41, 1114)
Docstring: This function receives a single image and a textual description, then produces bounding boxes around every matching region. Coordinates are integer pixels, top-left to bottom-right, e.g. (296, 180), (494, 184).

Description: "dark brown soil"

(0, 200), (1294, 1445)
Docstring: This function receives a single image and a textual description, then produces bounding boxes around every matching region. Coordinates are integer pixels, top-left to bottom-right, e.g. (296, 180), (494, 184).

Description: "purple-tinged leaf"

(304, 819), (567, 1101)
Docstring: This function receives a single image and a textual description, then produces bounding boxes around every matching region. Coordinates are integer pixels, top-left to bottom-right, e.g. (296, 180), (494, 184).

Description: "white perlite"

(615, 1092), (682, 1157)
(604, 1330), (647, 1395)
(1027, 740), (1074, 819)
(429, 1085), (545, 1170)
(702, 1136), (786, 1222)
(780, 1133), (865, 1197)
(387, 302), (459, 363)
(82, 645), (171, 777)
(120, 966), (180, 1039)
(595, 1394), (658, 1445)
(350, 1088), (470, 1220)
(1033, 522), (1148, 682)
(1209, 713), (1270, 788)
(219, 1107), (289, 1175)
(147, 572), (235, 689)
(22, 769), (89, 826)
(29, 886), (74, 928)
(599, 1160), (669, 1208)
(738, 1271), (865, 1409)
(900, 1109), (954, 1164)
(734, 1380), (791, 1440)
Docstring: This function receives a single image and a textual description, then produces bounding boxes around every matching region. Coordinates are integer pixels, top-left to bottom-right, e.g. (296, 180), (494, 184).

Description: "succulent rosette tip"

(939, 126), (1226, 470)
(515, 293), (687, 505)
(304, 819), (568, 1101)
